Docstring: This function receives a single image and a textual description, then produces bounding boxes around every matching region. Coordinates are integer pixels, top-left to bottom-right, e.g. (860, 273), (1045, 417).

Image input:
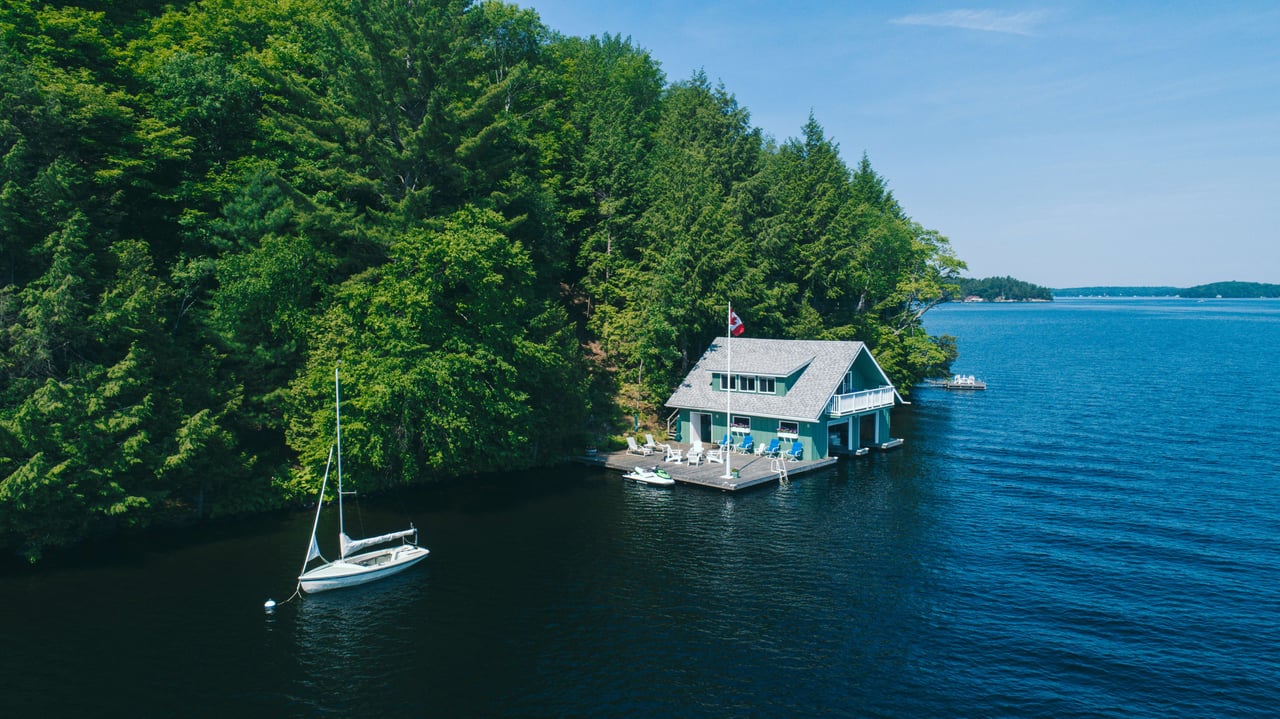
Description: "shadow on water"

(385, 461), (602, 515)
(0, 463), (598, 577)
(0, 508), (305, 577)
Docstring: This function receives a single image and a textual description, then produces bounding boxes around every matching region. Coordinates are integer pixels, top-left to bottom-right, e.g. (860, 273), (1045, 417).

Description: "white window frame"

(721, 374), (777, 394)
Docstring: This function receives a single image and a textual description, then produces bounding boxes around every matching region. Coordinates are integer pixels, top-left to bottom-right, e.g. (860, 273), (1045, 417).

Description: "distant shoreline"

(1053, 281), (1280, 299)
(1052, 294), (1276, 299)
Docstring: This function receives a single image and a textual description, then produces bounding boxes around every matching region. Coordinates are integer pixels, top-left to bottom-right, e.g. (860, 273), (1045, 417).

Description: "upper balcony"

(826, 386), (895, 417)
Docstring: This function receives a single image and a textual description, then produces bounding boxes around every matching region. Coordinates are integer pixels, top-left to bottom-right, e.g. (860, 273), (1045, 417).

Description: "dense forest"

(1054, 286), (1181, 297)
(0, 0), (964, 561)
(954, 276), (1053, 302)
(1056, 282), (1280, 298)
(1180, 282), (1280, 298)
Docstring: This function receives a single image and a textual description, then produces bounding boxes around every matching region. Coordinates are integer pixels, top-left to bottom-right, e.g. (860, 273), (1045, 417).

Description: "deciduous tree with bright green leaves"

(286, 206), (585, 492)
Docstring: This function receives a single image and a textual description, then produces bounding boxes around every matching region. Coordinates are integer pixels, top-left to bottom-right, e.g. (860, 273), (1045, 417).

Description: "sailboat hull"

(299, 545), (430, 593)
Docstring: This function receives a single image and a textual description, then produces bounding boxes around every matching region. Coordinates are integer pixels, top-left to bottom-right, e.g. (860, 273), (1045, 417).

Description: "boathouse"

(665, 338), (903, 460)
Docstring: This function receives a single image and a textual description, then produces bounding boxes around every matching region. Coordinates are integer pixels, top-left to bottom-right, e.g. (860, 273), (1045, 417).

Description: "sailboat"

(297, 367), (429, 593)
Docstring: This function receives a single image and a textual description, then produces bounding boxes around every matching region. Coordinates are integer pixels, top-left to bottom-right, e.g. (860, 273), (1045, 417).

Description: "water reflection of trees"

(289, 575), (429, 714)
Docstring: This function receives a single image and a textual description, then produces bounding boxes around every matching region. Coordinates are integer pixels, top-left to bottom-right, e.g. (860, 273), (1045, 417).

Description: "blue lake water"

(3, 298), (1278, 717)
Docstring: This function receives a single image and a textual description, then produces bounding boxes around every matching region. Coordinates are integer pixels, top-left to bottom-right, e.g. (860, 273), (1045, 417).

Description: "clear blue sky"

(524, 1), (1280, 288)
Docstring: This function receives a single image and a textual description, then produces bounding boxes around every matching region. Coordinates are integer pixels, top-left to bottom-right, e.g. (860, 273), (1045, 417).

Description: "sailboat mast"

(335, 365), (345, 553)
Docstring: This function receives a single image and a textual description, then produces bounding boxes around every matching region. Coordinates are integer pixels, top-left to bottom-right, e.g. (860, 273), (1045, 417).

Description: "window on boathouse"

(718, 374), (777, 394)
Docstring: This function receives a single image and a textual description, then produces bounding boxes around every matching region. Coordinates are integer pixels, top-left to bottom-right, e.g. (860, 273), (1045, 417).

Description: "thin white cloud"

(892, 9), (1049, 36)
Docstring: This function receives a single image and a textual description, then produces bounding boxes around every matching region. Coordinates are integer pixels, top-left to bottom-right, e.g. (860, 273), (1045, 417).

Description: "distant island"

(1055, 281), (1280, 298)
(951, 276), (1054, 302)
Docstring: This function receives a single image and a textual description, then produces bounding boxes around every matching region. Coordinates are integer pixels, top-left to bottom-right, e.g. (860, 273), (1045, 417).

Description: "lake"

(3, 298), (1278, 717)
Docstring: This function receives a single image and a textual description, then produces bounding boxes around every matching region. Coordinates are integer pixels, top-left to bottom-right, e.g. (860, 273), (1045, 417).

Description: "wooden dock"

(574, 443), (839, 491)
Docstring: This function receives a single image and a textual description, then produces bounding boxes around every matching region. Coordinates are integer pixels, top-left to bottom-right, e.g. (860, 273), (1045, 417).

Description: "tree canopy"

(956, 276), (1054, 302)
(1, 0), (964, 561)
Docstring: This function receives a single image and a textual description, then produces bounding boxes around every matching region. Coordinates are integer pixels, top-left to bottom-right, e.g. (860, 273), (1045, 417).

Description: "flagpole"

(724, 301), (733, 479)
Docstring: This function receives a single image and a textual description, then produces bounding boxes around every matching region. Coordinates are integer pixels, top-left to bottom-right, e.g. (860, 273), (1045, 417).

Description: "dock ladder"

(770, 457), (789, 485)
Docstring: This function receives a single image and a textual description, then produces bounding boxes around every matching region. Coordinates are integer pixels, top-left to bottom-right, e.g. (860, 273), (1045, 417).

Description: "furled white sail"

(339, 529), (416, 558)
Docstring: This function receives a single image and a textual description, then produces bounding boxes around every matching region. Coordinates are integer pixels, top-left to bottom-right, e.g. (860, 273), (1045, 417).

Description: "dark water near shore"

(4, 298), (1278, 717)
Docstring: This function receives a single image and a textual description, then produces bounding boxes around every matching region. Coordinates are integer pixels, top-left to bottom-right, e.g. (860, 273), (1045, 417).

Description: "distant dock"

(943, 374), (987, 390)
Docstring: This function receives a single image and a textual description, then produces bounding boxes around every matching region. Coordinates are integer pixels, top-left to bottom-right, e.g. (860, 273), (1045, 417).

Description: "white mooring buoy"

(263, 598), (276, 612)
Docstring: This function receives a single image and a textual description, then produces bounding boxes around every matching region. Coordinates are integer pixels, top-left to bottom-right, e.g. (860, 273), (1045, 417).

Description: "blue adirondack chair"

(786, 441), (803, 461)
(736, 434), (754, 454)
(760, 438), (781, 457)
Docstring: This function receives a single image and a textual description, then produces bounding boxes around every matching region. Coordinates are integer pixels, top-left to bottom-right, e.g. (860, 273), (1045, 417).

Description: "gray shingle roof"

(665, 337), (890, 422)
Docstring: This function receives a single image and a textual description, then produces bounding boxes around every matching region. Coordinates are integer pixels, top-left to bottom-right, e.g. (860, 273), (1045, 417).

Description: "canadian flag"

(728, 308), (745, 336)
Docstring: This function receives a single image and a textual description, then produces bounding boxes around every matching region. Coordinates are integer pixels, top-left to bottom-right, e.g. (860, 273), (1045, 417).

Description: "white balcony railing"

(827, 386), (895, 416)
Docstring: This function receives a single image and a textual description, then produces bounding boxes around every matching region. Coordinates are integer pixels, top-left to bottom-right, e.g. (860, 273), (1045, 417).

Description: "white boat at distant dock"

(943, 374), (987, 390)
